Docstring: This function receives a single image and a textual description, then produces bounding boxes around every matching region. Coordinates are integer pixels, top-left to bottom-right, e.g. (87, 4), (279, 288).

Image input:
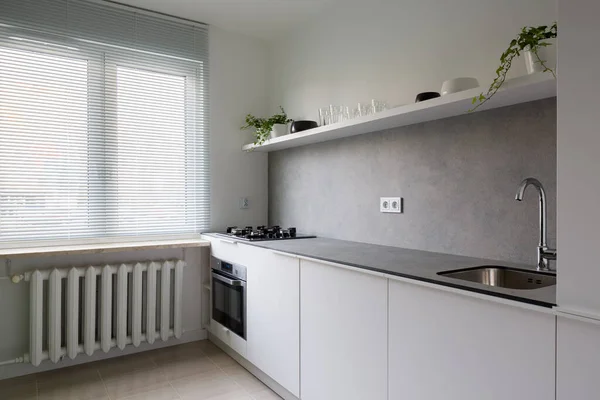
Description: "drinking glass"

(356, 102), (373, 117)
(319, 107), (330, 126)
(371, 99), (388, 113)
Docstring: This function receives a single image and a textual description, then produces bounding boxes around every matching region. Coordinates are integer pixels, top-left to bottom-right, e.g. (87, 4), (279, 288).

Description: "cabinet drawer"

(206, 236), (246, 265)
(210, 319), (247, 358)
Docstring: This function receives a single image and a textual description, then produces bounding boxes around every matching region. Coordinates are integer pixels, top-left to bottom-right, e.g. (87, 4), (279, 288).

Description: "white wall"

(0, 26), (270, 380)
(269, 0), (557, 120)
(556, 0), (600, 315)
(210, 26), (269, 231)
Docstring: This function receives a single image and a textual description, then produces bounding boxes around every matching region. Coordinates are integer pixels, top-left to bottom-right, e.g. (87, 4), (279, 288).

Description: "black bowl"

(415, 92), (441, 102)
(290, 120), (318, 133)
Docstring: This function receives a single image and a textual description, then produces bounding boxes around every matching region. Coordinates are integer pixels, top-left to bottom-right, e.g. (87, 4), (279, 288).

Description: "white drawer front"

(206, 236), (246, 265)
(210, 319), (247, 358)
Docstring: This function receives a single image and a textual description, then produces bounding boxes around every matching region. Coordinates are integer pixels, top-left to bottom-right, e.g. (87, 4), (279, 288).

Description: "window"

(111, 66), (188, 236)
(0, 46), (91, 241)
(0, 2), (209, 245)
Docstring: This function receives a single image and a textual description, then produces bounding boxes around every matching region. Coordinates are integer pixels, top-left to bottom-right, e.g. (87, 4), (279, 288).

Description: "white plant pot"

(524, 40), (557, 74)
(270, 124), (289, 139)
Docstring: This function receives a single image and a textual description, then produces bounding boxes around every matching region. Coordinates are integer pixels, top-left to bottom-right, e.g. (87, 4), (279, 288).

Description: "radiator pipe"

(0, 355), (28, 366)
(10, 273), (26, 283)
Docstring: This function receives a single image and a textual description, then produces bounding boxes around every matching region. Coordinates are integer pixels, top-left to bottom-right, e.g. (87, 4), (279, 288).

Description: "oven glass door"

(212, 270), (246, 339)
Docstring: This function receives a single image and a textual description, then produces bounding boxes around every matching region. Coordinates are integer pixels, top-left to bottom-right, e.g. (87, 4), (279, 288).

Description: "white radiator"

(20, 260), (185, 366)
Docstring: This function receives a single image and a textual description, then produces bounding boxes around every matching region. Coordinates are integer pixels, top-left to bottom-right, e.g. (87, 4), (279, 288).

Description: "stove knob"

(226, 226), (237, 233)
(289, 227), (297, 237)
(283, 230), (290, 238)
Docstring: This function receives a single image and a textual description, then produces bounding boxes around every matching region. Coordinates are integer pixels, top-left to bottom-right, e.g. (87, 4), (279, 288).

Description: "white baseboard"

(0, 329), (207, 381)
(208, 332), (299, 400)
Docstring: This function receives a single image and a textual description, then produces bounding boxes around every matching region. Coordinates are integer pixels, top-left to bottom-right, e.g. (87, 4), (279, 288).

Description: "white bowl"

(441, 77), (479, 96)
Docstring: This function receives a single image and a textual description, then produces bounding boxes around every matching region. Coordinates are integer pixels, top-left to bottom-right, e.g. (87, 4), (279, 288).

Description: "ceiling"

(109, 0), (336, 41)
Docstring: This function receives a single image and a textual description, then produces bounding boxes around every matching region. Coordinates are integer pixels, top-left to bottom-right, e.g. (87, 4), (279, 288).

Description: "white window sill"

(0, 238), (210, 258)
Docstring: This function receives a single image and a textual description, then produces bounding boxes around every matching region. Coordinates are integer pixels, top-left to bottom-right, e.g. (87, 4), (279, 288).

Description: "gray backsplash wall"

(269, 98), (556, 266)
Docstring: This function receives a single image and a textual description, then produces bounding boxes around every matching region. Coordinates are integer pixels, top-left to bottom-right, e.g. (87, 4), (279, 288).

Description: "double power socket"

(380, 197), (403, 214)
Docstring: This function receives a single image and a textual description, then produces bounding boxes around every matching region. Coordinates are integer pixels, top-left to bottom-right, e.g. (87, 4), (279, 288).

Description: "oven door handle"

(212, 272), (244, 287)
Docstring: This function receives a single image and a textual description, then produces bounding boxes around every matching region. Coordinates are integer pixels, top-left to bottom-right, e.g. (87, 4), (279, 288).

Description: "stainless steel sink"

(438, 266), (556, 290)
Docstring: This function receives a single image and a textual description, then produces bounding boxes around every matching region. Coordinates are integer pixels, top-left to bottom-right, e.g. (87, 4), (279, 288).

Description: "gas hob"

(215, 226), (316, 242)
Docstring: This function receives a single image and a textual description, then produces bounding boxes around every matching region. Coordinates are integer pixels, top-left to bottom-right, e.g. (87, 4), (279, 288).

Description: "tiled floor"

(0, 340), (282, 400)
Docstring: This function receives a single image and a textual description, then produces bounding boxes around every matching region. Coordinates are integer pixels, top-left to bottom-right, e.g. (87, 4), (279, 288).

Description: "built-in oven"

(211, 256), (247, 340)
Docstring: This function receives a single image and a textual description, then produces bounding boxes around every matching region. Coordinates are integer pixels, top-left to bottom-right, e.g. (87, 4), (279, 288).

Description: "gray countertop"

(205, 234), (556, 307)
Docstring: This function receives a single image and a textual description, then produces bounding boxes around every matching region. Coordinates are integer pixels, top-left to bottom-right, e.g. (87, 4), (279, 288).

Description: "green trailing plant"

(470, 22), (557, 112)
(241, 106), (292, 147)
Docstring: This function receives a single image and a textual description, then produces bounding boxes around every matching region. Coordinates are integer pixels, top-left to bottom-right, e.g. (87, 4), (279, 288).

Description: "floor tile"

(37, 379), (108, 400)
(231, 374), (269, 394)
(36, 363), (100, 386)
(103, 366), (169, 400)
(158, 356), (221, 381)
(0, 381), (38, 400)
(96, 352), (157, 381)
(221, 364), (253, 378)
(171, 374), (246, 400)
(207, 352), (238, 368)
(251, 389), (283, 400)
(195, 340), (225, 357)
(221, 365), (268, 394)
(0, 374), (38, 400)
(205, 394), (253, 400)
(0, 374), (37, 389)
(119, 383), (180, 400)
(150, 346), (208, 365)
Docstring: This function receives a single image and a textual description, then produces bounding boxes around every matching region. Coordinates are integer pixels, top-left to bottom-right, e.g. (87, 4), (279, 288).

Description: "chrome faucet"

(515, 178), (556, 271)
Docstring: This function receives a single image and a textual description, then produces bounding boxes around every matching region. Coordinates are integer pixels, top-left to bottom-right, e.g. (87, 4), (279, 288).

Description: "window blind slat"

(0, 0), (210, 244)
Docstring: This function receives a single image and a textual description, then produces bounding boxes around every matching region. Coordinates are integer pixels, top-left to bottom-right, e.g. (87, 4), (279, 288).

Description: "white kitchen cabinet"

(244, 245), (300, 397)
(388, 279), (556, 400)
(300, 259), (387, 400)
(557, 315), (600, 399)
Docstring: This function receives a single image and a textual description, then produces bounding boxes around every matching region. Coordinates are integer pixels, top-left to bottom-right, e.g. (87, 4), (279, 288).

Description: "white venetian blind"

(0, 0), (210, 244)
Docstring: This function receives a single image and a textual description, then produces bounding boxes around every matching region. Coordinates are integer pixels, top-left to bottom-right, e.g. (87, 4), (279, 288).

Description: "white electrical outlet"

(380, 197), (403, 213)
(240, 197), (249, 209)
(380, 197), (390, 212)
(389, 197), (403, 213)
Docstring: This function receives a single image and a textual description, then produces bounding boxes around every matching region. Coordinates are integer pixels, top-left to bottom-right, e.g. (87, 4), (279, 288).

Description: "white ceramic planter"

(270, 124), (289, 139)
(525, 40), (557, 74)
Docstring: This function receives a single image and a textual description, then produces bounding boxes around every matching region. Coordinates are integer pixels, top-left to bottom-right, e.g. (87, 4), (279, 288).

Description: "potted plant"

(241, 106), (293, 147)
(471, 23), (557, 112)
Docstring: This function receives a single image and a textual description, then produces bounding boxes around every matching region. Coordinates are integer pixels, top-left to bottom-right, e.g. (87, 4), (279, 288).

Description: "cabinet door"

(245, 246), (300, 397)
(300, 259), (387, 400)
(389, 279), (555, 400)
(557, 316), (600, 399)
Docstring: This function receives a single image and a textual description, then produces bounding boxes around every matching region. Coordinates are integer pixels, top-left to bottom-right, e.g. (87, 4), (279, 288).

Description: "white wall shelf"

(242, 73), (556, 152)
